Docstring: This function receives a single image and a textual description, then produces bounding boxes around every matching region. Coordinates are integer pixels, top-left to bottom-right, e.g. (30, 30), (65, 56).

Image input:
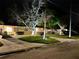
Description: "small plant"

(2, 31), (12, 39)
(3, 31), (8, 35)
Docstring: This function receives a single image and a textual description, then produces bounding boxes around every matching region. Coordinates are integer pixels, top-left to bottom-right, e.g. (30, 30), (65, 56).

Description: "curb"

(0, 49), (26, 56)
(0, 45), (44, 56)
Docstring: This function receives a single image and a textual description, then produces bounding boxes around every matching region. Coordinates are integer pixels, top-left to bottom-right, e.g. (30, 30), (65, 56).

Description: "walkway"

(0, 38), (45, 56)
(0, 39), (26, 54)
(13, 35), (79, 42)
(50, 37), (79, 42)
(6, 38), (45, 49)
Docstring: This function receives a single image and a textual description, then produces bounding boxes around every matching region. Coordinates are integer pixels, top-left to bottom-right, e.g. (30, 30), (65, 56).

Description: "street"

(0, 41), (79, 59)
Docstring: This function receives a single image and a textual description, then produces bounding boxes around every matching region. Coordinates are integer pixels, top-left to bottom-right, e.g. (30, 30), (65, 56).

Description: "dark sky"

(47, 0), (79, 33)
(0, 0), (31, 17)
(0, 0), (79, 32)
(0, 0), (32, 25)
(0, 0), (79, 16)
(0, 0), (79, 17)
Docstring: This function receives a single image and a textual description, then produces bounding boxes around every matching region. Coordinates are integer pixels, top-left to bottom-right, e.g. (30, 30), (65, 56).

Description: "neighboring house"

(0, 25), (31, 36)
(0, 25), (56, 36)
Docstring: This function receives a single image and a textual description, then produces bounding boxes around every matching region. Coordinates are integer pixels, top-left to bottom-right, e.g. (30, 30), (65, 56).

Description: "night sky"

(0, 0), (38, 18)
(0, 0), (32, 25)
(0, 0), (79, 16)
(0, 0), (79, 33)
(0, 0), (78, 20)
(49, 0), (79, 33)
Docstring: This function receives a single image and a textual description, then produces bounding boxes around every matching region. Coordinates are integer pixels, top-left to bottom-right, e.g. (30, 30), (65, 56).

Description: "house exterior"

(0, 25), (32, 36)
(0, 25), (46, 36)
(0, 25), (56, 36)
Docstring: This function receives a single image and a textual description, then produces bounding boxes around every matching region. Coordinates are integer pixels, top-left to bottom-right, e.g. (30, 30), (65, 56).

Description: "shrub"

(0, 42), (3, 46)
(19, 36), (60, 44)
(2, 31), (12, 39)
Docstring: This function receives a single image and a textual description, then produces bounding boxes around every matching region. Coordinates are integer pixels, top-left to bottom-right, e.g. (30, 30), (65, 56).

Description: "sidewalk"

(0, 38), (45, 56)
(7, 38), (45, 49)
(0, 39), (26, 55)
(13, 35), (79, 43)
(50, 37), (79, 42)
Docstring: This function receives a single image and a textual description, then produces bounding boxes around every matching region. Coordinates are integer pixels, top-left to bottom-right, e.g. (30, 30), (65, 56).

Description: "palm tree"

(47, 16), (67, 35)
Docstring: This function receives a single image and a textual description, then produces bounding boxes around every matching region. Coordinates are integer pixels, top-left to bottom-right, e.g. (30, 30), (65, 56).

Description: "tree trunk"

(43, 28), (46, 39)
(59, 29), (62, 35)
(31, 27), (36, 36)
(69, 5), (72, 38)
(69, 17), (71, 38)
(32, 30), (35, 35)
(43, 15), (46, 39)
(58, 23), (64, 35)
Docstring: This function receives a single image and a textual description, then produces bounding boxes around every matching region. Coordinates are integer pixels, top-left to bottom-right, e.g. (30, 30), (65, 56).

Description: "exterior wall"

(0, 25), (29, 35)
(1, 25), (17, 35)
(36, 27), (44, 33)
(0, 25), (49, 36)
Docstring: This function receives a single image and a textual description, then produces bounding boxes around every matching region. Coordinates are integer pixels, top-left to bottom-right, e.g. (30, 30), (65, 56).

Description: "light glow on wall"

(5, 27), (13, 32)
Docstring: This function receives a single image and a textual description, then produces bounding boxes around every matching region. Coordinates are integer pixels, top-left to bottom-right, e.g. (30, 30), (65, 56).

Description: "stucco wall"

(0, 25), (48, 35)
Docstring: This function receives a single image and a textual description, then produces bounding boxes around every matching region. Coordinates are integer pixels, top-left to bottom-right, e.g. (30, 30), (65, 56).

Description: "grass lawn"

(47, 34), (79, 39)
(19, 36), (60, 44)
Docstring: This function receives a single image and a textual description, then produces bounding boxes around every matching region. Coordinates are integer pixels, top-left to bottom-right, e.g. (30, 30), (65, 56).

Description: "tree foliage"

(46, 16), (60, 29)
(0, 21), (4, 25)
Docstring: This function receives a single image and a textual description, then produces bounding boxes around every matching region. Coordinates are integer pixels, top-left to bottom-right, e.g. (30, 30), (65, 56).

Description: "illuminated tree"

(11, 0), (44, 35)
